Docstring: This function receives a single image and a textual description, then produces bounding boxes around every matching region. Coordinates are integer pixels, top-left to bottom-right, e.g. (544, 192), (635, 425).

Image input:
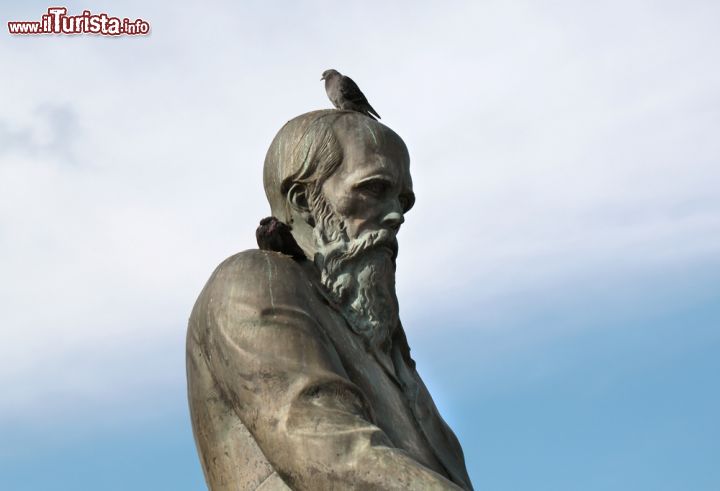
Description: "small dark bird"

(255, 216), (306, 261)
(321, 69), (381, 120)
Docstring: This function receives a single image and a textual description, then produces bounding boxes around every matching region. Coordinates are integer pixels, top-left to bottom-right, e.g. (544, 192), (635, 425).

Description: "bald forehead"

(331, 115), (410, 172)
(328, 115), (413, 202)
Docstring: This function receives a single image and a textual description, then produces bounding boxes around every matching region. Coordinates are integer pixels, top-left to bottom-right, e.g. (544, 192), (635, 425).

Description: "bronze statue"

(187, 110), (473, 490)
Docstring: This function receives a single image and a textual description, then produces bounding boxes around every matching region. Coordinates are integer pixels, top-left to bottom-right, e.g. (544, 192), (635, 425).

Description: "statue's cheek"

(334, 193), (368, 218)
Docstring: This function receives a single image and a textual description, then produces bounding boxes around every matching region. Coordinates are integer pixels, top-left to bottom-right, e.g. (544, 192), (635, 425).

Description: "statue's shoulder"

(212, 248), (307, 282)
(200, 249), (316, 307)
(189, 249), (323, 342)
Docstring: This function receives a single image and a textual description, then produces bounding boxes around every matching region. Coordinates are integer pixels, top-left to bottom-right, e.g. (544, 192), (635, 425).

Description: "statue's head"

(264, 110), (415, 349)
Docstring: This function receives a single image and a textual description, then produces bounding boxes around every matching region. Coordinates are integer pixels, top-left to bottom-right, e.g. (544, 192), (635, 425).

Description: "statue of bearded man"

(186, 110), (474, 491)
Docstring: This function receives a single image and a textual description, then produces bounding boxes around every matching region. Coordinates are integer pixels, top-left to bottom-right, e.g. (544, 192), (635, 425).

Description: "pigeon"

(321, 69), (381, 120)
(255, 216), (306, 261)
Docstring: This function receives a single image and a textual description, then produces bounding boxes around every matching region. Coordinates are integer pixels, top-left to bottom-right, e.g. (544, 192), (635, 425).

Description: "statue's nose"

(382, 211), (405, 233)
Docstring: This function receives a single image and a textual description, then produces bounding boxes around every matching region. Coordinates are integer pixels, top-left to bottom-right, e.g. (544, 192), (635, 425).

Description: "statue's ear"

(286, 183), (314, 226)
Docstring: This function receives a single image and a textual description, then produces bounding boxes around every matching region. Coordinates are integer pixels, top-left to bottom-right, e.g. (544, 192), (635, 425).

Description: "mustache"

(344, 228), (398, 260)
(320, 228), (399, 273)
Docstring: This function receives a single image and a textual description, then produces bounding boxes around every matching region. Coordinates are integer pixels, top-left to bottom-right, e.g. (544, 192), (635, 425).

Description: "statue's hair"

(263, 110), (350, 222)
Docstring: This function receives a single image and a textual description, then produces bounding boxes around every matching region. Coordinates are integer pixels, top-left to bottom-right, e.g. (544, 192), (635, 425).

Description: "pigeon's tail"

(366, 104), (381, 120)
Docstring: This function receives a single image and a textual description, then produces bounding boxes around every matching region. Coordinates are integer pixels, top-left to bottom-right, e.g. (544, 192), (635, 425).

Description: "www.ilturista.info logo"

(8, 7), (150, 35)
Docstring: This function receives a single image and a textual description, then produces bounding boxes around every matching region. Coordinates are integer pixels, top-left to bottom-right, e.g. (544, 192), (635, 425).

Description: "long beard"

(312, 205), (400, 352)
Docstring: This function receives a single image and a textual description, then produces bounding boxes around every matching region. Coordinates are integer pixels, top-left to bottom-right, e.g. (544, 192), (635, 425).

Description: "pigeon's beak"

(320, 76), (325, 81)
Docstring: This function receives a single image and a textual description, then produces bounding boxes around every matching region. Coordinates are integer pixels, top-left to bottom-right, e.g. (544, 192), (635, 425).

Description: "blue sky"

(1, 1), (719, 489)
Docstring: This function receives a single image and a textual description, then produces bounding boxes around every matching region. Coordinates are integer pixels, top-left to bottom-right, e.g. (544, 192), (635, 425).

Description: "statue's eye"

(357, 179), (390, 197)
